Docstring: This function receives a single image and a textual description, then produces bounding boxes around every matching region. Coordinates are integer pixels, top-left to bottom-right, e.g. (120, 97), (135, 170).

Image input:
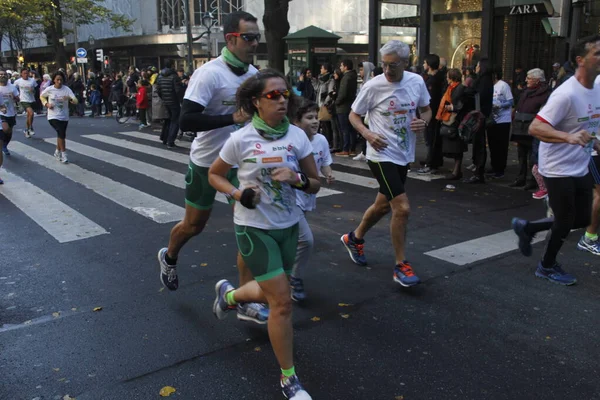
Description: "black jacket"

(427, 69), (446, 115)
(335, 69), (358, 114)
(157, 68), (184, 107)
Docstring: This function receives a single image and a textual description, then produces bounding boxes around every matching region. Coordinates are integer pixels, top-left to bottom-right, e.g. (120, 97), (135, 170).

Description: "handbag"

(510, 112), (535, 144)
(318, 105), (332, 121)
(439, 113), (458, 139)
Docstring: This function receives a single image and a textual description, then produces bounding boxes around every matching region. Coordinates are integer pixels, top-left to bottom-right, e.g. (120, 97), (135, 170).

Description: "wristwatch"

(292, 172), (310, 190)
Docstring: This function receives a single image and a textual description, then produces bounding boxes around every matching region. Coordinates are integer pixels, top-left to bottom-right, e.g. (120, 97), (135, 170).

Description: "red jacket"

(136, 86), (148, 109)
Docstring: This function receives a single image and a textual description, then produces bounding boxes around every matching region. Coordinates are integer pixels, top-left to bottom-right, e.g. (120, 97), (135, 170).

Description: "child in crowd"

(289, 98), (335, 301)
(89, 84), (102, 117)
(136, 79), (150, 129)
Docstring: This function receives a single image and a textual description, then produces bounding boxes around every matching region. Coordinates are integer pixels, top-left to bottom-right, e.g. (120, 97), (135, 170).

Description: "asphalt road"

(1, 115), (599, 400)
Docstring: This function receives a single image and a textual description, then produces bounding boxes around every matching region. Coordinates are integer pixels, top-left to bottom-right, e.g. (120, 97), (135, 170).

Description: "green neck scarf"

(252, 113), (289, 141)
(221, 47), (249, 72)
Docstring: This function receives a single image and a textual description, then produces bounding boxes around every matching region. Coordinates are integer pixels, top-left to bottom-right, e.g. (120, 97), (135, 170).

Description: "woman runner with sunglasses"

(209, 69), (320, 399)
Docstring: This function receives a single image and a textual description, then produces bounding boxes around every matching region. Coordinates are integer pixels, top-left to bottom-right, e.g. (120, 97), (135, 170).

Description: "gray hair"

(379, 40), (410, 59)
(72, 73), (79, 79)
(43, 74), (51, 80)
(527, 68), (545, 82)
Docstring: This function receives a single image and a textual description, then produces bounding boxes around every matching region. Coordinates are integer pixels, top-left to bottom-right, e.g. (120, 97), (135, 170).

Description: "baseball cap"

(552, 62), (560, 67)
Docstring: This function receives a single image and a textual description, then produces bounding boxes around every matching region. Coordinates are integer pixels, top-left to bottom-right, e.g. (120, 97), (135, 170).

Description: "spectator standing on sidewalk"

(136, 79), (150, 129)
(328, 69), (343, 153)
(334, 59), (358, 156)
(485, 67), (513, 179)
(315, 63), (336, 147)
(419, 54), (445, 173)
(101, 73), (113, 116)
(157, 59), (184, 148)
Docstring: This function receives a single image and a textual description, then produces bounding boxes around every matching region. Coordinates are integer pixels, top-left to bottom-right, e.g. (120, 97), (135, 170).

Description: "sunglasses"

(228, 32), (261, 42)
(260, 89), (291, 100)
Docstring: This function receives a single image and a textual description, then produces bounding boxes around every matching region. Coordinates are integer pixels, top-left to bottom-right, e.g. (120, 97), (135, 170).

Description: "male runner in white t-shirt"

(512, 35), (600, 285)
(13, 68), (37, 137)
(0, 69), (20, 183)
(340, 40), (432, 287)
(157, 11), (268, 323)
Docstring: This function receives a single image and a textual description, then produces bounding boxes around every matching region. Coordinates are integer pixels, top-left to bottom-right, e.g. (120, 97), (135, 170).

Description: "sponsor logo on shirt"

(394, 110), (408, 115)
(592, 114), (600, 119)
(255, 143), (262, 149)
(222, 100), (236, 106)
(253, 149), (266, 155)
(262, 157), (283, 163)
(272, 144), (294, 152)
(242, 158), (257, 163)
(287, 155), (297, 162)
(578, 117), (590, 122)
(380, 111), (391, 116)
(588, 104), (593, 114)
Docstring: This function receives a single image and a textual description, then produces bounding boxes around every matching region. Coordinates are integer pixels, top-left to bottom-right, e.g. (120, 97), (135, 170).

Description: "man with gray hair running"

(340, 40), (432, 287)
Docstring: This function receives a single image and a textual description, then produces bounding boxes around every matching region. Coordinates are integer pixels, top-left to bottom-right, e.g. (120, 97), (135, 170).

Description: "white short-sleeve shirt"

(219, 124), (313, 230)
(14, 77), (37, 103)
(185, 57), (258, 167)
(41, 85), (76, 121)
(296, 133), (332, 212)
(0, 84), (20, 117)
(537, 76), (600, 178)
(492, 80), (513, 124)
(351, 72), (431, 166)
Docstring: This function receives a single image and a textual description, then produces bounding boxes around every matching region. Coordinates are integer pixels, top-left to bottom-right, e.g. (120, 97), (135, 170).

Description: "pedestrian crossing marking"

(9, 142), (185, 223)
(117, 130), (192, 149)
(424, 229), (547, 266)
(83, 135), (342, 199)
(0, 169), (108, 243)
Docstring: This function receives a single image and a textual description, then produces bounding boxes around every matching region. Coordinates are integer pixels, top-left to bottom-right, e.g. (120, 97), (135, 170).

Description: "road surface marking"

(116, 130), (191, 149)
(0, 169), (108, 243)
(9, 142), (185, 223)
(82, 135), (342, 199)
(424, 229), (547, 266)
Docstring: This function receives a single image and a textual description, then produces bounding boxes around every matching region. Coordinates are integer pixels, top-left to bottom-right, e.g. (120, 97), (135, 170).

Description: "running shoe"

(393, 262), (421, 287)
(340, 232), (367, 266)
(236, 302), (269, 324)
(138, 124), (145, 130)
(511, 217), (533, 257)
(213, 279), (236, 320)
(24, 129), (31, 138)
(535, 262), (577, 286)
(577, 235), (600, 256)
(54, 149), (61, 160)
(29, 128), (35, 137)
(60, 151), (69, 164)
(532, 189), (548, 200)
(281, 374), (312, 400)
(290, 276), (306, 302)
(2, 145), (10, 156)
(157, 248), (178, 290)
(353, 153), (367, 161)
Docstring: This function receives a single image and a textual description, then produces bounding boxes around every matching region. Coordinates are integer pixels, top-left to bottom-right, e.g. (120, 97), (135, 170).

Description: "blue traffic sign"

(76, 48), (87, 58)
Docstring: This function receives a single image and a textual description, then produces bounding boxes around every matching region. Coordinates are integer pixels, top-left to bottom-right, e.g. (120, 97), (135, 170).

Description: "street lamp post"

(183, 0), (194, 75)
(184, 8), (215, 75)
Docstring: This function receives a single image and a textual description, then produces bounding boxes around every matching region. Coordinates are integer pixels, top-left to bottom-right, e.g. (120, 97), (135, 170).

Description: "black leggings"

(525, 174), (593, 268)
(49, 119), (68, 139)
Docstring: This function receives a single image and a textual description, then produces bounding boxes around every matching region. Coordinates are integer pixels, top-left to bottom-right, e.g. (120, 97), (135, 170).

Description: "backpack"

(458, 110), (485, 144)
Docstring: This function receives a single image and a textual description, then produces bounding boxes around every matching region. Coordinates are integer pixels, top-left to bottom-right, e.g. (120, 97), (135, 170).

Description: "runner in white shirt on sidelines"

(486, 68), (514, 179)
(156, 11), (270, 324)
(209, 69), (320, 399)
(340, 40), (432, 287)
(512, 35), (600, 286)
(13, 68), (38, 137)
(0, 69), (20, 184)
(289, 98), (334, 302)
(40, 72), (78, 164)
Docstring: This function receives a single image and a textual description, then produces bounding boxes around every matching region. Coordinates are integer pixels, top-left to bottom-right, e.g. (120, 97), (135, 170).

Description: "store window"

(430, 0), (482, 70)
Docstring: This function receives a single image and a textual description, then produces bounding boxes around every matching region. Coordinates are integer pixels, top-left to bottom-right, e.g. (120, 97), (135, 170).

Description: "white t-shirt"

(185, 57), (258, 167)
(0, 84), (20, 117)
(14, 77), (37, 103)
(40, 85), (76, 122)
(219, 124), (313, 230)
(296, 133), (332, 212)
(537, 76), (600, 178)
(351, 72), (430, 165)
(492, 80), (513, 124)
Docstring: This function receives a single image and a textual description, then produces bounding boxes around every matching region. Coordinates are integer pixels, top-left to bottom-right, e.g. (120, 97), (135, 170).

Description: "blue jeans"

(337, 112), (356, 152)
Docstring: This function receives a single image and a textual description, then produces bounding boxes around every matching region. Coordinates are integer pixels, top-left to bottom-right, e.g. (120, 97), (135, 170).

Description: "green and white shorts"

(185, 162), (238, 210)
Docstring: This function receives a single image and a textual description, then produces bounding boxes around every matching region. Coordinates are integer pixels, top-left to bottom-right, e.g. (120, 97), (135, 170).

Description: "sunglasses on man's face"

(260, 89), (290, 100)
(228, 32), (261, 43)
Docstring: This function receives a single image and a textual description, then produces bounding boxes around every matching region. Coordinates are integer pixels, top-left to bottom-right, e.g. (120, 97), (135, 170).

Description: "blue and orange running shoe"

(393, 262), (421, 287)
(340, 232), (367, 266)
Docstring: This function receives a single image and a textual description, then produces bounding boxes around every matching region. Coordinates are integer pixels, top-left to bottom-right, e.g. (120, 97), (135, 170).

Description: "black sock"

(524, 218), (554, 236)
(350, 231), (364, 244)
(165, 253), (178, 266)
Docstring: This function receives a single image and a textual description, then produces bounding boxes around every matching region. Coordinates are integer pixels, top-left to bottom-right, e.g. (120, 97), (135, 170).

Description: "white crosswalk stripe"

(117, 130), (192, 149)
(8, 142), (185, 224)
(0, 169), (108, 243)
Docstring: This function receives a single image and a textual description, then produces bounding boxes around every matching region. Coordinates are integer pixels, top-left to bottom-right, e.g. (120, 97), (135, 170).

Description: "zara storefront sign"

(509, 3), (545, 15)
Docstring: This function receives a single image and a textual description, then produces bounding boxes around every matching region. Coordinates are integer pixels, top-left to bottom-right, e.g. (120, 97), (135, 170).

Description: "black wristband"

(240, 188), (257, 209)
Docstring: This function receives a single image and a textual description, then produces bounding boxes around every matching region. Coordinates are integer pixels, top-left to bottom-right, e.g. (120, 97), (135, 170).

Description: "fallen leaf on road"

(159, 386), (177, 397)
(58, 377), (66, 382)
(429, 199), (436, 202)
(545, 336), (551, 340)
(417, 206), (423, 209)
(254, 346), (261, 352)
(333, 205), (342, 208)
(340, 314), (350, 319)
(52, 312), (60, 318)
(24, 320), (32, 325)
(338, 303), (353, 307)
(395, 396), (404, 400)
(159, 287), (165, 293)
(93, 307), (102, 312)
(201, 263), (208, 267)
(311, 316), (321, 322)
(71, 308), (77, 311)
(53, 368), (60, 372)
(63, 395), (76, 400)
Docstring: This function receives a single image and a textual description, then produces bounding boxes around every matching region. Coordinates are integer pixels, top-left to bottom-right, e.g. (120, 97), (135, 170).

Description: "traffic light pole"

(184, 0), (195, 75)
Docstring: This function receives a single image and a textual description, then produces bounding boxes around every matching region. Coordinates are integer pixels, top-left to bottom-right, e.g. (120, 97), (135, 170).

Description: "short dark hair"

(477, 58), (491, 76)
(140, 79), (150, 86)
(372, 67), (384, 77)
(51, 71), (65, 82)
(493, 66), (503, 81)
(333, 68), (342, 79)
(294, 98), (319, 122)
(237, 68), (298, 119)
(20, 67), (29, 74)
(424, 54), (440, 70)
(224, 11), (257, 37)
(164, 59), (174, 69)
(321, 63), (333, 74)
(341, 59), (353, 70)
(447, 68), (462, 82)
(570, 34), (600, 65)
(90, 84), (97, 90)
